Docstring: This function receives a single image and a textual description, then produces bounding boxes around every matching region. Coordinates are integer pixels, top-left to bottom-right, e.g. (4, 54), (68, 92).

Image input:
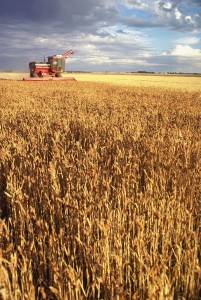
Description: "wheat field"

(0, 78), (200, 299)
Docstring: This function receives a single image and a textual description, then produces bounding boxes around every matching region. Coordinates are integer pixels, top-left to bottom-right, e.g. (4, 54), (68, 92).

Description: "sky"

(0, 0), (201, 73)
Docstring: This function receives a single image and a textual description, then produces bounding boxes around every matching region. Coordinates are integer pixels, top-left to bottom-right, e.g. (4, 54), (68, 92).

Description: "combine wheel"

(38, 71), (43, 78)
(31, 73), (38, 78)
(56, 73), (61, 77)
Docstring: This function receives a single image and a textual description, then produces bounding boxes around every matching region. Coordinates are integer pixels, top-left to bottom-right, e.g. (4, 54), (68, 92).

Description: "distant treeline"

(130, 71), (201, 75)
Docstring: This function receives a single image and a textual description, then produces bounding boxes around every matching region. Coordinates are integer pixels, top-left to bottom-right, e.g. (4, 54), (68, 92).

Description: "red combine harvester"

(23, 49), (76, 81)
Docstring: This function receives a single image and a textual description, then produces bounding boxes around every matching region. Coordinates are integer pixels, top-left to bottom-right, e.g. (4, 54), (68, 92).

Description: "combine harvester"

(23, 49), (76, 81)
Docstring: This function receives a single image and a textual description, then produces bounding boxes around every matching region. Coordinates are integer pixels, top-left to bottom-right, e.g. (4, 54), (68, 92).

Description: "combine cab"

(23, 50), (76, 81)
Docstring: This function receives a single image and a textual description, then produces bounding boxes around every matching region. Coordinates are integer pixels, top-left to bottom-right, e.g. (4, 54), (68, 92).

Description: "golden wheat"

(0, 79), (200, 299)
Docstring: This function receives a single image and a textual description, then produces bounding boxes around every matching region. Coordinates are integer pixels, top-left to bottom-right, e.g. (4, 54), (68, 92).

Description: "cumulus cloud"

(162, 44), (201, 58)
(155, 1), (201, 31)
(171, 45), (201, 57)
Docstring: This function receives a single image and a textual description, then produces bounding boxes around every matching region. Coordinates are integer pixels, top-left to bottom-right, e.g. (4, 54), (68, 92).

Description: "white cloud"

(175, 8), (182, 20)
(168, 45), (201, 57)
(162, 51), (169, 56)
(37, 37), (49, 43)
(124, 0), (149, 10)
(176, 37), (200, 44)
(185, 16), (194, 24)
(164, 3), (172, 10)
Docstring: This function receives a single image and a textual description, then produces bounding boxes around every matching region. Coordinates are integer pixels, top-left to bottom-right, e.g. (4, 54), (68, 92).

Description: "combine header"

(23, 49), (76, 81)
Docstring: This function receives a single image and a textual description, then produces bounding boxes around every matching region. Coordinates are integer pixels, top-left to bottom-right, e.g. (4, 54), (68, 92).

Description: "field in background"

(0, 79), (200, 299)
(0, 72), (201, 91)
(68, 73), (201, 91)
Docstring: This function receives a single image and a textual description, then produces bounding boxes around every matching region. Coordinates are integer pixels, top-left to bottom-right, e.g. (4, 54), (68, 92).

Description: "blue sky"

(0, 0), (201, 72)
